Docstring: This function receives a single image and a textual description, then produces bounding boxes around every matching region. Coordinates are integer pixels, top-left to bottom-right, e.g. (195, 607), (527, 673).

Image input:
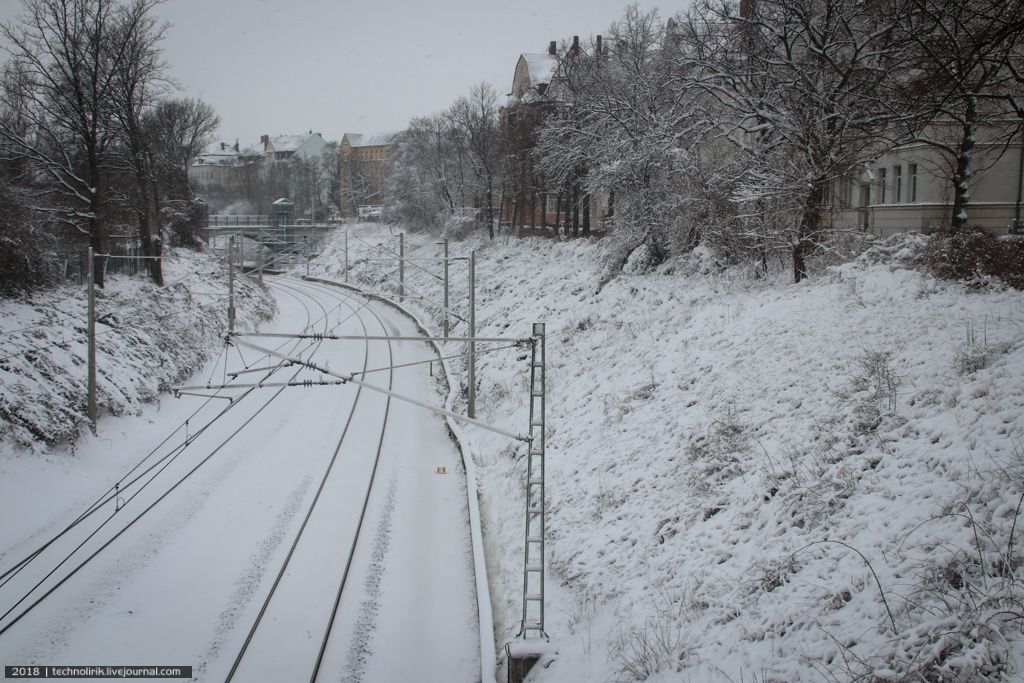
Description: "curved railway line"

(0, 271), (473, 682)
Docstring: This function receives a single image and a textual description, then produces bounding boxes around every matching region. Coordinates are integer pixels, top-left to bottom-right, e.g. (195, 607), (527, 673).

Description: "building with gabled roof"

(258, 131), (327, 163)
(501, 36), (610, 235)
(189, 140), (263, 191)
(511, 48), (559, 100)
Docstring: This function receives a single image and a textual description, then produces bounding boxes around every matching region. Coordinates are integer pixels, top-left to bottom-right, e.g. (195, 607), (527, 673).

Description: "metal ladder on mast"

(519, 323), (547, 639)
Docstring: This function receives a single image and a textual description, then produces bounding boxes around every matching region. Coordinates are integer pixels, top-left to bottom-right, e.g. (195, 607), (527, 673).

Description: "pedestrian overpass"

(205, 218), (338, 270)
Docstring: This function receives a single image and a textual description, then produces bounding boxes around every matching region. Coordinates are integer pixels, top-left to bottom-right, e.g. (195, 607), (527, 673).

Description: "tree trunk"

(571, 184), (580, 238)
(582, 193), (591, 236)
(951, 95), (977, 230)
(486, 182), (494, 239)
(530, 192), (537, 231)
(792, 239), (807, 283)
(541, 192), (548, 232)
(555, 192), (563, 233)
(133, 144), (164, 286)
(136, 181), (163, 286)
(793, 182), (825, 283)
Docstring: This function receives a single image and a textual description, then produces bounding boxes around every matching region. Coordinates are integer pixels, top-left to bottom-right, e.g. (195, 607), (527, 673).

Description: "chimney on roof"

(260, 134), (269, 150)
(220, 142), (227, 151)
(548, 40), (556, 56)
(234, 139), (239, 152)
(571, 35), (580, 57)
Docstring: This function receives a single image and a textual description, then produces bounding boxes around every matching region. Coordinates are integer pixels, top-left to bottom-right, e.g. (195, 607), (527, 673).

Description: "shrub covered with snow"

(0, 186), (60, 296)
(0, 247), (274, 449)
(919, 228), (1024, 289)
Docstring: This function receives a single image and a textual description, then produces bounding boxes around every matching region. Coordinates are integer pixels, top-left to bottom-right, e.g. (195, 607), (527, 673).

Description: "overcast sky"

(1, 0), (672, 147)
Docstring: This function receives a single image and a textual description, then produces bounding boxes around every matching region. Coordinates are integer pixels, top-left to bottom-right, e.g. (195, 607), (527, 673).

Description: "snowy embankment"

(312, 226), (1024, 681)
(0, 248), (275, 450)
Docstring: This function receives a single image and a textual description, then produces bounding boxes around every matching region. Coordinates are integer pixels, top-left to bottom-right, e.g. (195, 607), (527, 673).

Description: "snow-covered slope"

(0, 248), (275, 449)
(312, 226), (1024, 682)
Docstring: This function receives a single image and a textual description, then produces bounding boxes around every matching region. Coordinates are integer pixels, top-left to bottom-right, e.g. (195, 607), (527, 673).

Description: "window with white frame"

(894, 165), (902, 202)
(545, 193), (559, 214)
(909, 163), (918, 202)
(878, 167), (887, 204)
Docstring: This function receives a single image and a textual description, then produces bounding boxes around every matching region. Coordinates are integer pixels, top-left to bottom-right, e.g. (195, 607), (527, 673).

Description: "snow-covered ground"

(4, 231), (1019, 683)
(0, 247), (274, 449)
(311, 226), (1024, 681)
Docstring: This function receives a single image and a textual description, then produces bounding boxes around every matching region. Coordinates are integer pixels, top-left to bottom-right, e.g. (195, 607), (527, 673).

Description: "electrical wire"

(352, 342), (520, 376)
(0, 287), (321, 591)
(0, 278), (355, 623)
(0, 258), (351, 586)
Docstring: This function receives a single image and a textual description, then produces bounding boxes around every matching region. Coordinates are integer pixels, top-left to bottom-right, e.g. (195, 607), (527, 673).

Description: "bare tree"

(144, 97), (219, 202)
(109, 0), (168, 283)
(319, 141), (341, 216)
(0, 0), (211, 287)
(0, 0), (162, 286)
(687, 0), (903, 282)
(386, 113), (472, 227)
(450, 83), (502, 238)
(0, 68), (57, 293)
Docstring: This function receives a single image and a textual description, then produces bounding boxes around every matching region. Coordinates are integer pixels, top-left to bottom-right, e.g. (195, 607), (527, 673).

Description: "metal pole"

(305, 235), (310, 277)
(344, 229), (349, 283)
(468, 250), (476, 418)
(443, 238), (450, 338)
(87, 247), (97, 433)
(1014, 129), (1023, 232)
(399, 232), (405, 301)
(257, 230), (264, 286)
(228, 236), (236, 335)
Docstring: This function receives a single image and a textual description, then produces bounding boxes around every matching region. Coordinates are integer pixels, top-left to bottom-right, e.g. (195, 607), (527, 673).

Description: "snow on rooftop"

(344, 132), (400, 148)
(522, 52), (558, 86)
(201, 141), (237, 156)
(194, 141), (242, 166)
(270, 134), (314, 152)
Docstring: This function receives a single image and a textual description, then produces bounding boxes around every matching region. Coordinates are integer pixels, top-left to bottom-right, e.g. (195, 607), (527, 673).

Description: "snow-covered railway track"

(0, 274), (478, 682)
(222, 276), (397, 682)
(282, 277), (480, 683)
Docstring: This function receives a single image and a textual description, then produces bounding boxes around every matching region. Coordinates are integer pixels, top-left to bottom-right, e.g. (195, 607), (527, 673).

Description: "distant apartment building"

(190, 132), (328, 191)
(258, 132), (328, 164)
(827, 122), (1023, 235)
(338, 132), (399, 217)
(188, 140), (260, 191)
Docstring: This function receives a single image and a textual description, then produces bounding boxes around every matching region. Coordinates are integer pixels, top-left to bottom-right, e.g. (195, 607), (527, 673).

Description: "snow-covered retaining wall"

(0, 248), (275, 450)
